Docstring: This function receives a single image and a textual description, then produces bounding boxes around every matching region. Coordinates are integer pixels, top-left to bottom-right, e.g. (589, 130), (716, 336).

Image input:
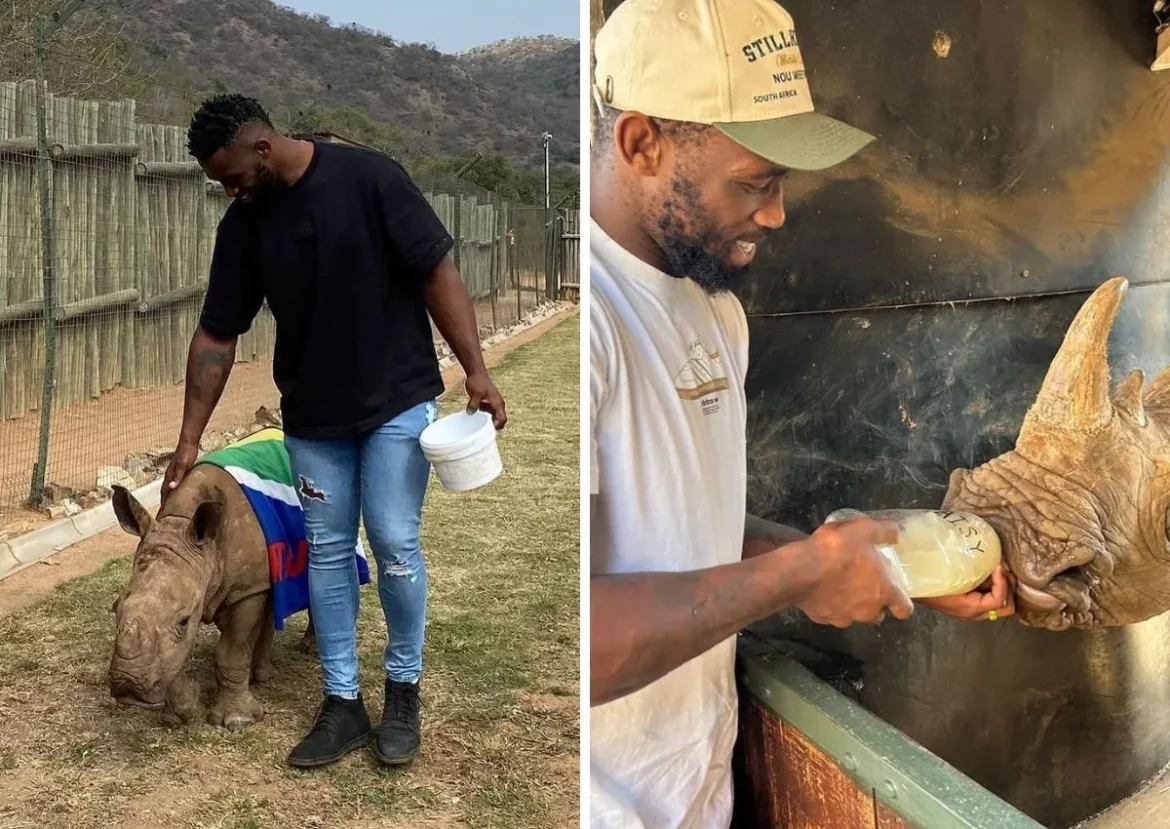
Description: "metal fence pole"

(28, 22), (59, 506)
(515, 206), (521, 323)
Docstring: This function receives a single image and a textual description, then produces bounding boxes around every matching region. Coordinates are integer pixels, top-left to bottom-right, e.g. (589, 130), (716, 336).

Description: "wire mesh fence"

(0, 81), (578, 531)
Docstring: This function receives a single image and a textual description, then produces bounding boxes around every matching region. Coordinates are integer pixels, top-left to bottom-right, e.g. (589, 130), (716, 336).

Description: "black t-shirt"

(199, 142), (453, 439)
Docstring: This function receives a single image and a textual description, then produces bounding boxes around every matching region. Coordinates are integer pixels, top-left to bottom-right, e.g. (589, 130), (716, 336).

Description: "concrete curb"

(0, 478), (162, 582)
(0, 302), (576, 583)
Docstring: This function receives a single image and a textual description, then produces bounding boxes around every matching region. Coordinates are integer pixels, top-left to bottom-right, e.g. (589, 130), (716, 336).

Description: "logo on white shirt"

(674, 339), (729, 414)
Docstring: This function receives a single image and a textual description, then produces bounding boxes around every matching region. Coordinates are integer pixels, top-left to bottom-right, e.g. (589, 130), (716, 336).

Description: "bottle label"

(930, 510), (990, 557)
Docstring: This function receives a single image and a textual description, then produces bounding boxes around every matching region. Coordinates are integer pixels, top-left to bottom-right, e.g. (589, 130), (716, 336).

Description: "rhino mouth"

(115, 694), (166, 711)
(1016, 582), (1067, 613)
(110, 675), (166, 710)
(1014, 569), (1096, 630)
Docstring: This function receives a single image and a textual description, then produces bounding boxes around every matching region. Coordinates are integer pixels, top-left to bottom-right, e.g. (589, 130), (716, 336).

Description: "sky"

(277, 0), (579, 54)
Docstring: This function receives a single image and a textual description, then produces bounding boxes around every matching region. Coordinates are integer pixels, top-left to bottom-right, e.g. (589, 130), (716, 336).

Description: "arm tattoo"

(193, 347), (230, 388)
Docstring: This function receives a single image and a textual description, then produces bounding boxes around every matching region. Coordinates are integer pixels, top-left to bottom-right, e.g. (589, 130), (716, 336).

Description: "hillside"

(10, 0), (579, 177)
(458, 36), (579, 159)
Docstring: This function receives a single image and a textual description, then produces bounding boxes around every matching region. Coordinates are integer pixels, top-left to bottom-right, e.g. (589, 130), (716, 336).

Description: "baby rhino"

(107, 464), (306, 729)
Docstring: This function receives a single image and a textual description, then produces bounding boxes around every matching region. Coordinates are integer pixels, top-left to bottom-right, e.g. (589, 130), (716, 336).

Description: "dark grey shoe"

(373, 679), (421, 765)
(288, 694), (372, 768)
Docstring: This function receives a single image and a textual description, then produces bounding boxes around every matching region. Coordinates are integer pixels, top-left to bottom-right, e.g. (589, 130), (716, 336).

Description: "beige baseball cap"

(593, 0), (876, 171)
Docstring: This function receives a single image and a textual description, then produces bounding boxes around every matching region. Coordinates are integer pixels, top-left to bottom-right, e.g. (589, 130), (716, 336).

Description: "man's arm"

(161, 327), (237, 505)
(743, 512), (809, 558)
(590, 499), (911, 707)
(424, 254), (484, 377)
(162, 204), (261, 505)
(591, 545), (822, 707)
(422, 255), (506, 428)
(178, 327), (236, 449)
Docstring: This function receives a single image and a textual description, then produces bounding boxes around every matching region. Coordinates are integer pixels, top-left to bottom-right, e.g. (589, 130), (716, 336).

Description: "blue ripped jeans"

(284, 399), (438, 697)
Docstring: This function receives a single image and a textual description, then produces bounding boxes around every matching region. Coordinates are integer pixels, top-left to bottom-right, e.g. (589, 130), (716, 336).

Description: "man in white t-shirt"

(588, 1), (1018, 827)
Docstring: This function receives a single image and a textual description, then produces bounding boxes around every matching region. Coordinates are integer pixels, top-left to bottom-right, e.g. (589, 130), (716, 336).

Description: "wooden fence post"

(452, 193), (462, 274)
(489, 202), (499, 331)
(28, 26), (57, 506)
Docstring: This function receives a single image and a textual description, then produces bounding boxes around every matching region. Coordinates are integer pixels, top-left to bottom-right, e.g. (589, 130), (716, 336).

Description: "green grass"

(0, 314), (580, 829)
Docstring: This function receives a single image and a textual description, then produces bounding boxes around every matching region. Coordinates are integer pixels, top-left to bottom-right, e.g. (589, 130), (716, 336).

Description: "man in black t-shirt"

(165, 94), (507, 769)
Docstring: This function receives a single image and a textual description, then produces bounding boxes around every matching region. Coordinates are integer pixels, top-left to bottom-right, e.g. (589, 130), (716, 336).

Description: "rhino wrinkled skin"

(943, 277), (1170, 631)
(108, 464), (312, 729)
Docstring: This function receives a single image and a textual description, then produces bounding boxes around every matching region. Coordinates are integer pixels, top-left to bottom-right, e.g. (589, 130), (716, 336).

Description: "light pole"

(541, 131), (552, 209)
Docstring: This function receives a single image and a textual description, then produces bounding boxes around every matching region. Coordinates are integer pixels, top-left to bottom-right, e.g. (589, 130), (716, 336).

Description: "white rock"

(96, 466), (136, 490)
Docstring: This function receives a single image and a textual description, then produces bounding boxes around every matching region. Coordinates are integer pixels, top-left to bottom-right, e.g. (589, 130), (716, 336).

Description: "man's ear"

(253, 136), (272, 158)
(614, 111), (666, 176)
(112, 485), (152, 538)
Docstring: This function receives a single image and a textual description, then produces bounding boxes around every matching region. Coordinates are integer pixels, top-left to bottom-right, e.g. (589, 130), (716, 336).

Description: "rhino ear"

(188, 500), (224, 547)
(112, 485), (152, 538)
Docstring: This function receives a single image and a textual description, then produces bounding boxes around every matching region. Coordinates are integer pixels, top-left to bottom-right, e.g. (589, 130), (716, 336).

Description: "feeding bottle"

(824, 508), (1003, 599)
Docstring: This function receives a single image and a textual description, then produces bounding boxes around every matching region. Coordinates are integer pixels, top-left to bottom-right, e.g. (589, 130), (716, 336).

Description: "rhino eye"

(177, 616), (191, 634)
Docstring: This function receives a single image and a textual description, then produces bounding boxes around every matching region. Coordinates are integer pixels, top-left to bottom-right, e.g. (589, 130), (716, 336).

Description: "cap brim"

(713, 112), (875, 172)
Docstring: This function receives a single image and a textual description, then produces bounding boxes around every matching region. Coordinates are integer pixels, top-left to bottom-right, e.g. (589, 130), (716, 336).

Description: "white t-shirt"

(589, 218), (750, 829)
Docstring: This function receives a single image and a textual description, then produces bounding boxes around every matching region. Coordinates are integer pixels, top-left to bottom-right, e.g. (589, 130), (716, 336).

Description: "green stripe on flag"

(198, 434), (294, 487)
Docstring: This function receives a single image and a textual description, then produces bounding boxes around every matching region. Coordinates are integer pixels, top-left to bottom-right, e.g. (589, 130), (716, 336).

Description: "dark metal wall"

(724, 1), (1170, 827)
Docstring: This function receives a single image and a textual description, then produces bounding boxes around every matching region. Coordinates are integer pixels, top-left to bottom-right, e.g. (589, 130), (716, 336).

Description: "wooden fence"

(0, 82), (520, 422)
(560, 209), (581, 294)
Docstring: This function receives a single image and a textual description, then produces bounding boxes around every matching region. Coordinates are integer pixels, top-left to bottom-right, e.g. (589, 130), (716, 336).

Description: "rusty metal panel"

(877, 801), (915, 829)
(734, 694), (791, 828)
(780, 722), (879, 829)
(735, 693), (878, 829)
(734, 692), (919, 829)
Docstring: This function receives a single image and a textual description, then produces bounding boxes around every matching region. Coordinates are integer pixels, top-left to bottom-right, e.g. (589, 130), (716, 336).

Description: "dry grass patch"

(0, 316), (580, 829)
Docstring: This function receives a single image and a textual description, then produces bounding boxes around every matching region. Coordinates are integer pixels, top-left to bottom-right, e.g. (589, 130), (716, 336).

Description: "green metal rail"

(736, 631), (1045, 829)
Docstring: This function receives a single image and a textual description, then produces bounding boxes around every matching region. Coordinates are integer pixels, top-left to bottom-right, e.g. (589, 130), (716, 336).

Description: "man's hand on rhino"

(795, 516), (915, 628)
(161, 442), (198, 508)
(918, 564), (1017, 622)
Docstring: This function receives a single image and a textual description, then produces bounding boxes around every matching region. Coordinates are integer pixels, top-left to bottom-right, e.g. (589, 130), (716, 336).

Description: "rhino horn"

(1113, 369), (1147, 426)
(1021, 276), (1128, 437)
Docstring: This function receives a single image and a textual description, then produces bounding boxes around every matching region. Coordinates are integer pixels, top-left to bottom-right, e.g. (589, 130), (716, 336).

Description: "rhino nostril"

(1021, 544), (1097, 591)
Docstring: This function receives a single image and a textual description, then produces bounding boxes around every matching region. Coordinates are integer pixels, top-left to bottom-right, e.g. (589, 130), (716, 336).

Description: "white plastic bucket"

(419, 410), (503, 492)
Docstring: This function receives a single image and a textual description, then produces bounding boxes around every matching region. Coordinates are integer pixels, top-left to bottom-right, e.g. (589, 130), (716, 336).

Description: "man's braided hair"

(187, 94), (273, 162)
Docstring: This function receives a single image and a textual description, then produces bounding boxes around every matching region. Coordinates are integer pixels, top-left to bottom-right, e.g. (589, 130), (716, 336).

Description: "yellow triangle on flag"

(231, 427), (285, 448)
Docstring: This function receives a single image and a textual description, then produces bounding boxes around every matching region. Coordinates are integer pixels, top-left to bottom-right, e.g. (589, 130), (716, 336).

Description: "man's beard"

(251, 163), (285, 198)
(655, 175), (753, 295)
